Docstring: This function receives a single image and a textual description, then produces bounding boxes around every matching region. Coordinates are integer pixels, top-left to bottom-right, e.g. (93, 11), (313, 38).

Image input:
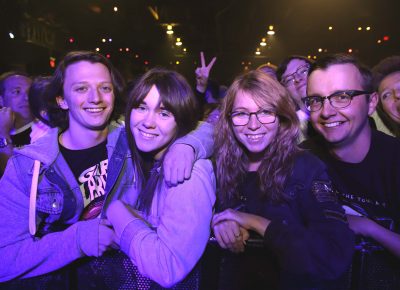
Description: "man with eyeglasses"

(277, 56), (314, 141)
(302, 53), (400, 289)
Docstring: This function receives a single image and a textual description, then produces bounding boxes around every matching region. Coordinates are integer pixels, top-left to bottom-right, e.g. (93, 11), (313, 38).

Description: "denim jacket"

(0, 123), (138, 281)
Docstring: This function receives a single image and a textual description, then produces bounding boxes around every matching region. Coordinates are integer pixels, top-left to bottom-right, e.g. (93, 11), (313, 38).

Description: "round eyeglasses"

(302, 90), (371, 112)
(230, 109), (277, 126)
(281, 64), (310, 87)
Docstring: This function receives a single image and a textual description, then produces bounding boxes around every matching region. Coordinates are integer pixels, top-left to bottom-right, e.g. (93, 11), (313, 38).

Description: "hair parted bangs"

(215, 70), (300, 208)
(125, 67), (200, 214)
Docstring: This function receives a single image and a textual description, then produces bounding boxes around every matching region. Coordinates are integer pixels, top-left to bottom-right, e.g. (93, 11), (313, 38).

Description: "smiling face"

(130, 85), (177, 160)
(308, 63), (377, 149)
(231, 90), (279, 163)
(59, 61), (114, 135)
(1, 75), (32, 121)
(378, 71), (400, 124)
(281, 59), (309, 105)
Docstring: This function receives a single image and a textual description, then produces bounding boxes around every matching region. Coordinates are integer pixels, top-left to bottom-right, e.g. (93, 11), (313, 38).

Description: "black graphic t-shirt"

(60, 140), (108, 220)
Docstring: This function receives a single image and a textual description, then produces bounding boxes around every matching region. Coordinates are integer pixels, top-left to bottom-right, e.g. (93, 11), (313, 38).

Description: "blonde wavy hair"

(215, 70), (300, 207)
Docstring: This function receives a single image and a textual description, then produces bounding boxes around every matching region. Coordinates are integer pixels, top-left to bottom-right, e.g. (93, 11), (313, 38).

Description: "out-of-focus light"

(183, 48), (187, 52)
(95, 47), (100, 52)
(328, 26), (333, 30)
(241, 61), (245, 65)
(260, 38), (267, 46)
(318, 48), (322, 52)
(113, 6), (118, 12)
(125, 48), (130, 52)
(176, 37), (182, 46)
(255, 51), (261, 55)
(269, 25), (274, 30)
(307, 55), (311, 59)
(144, 60), (149, 65)
(366, 26), (371, 31)
(348, 48), (353, 53)
(267, 30), (275, 35)
(357, 27), (362, 31)
(9, 32), (15, 39)
(166, 30), (174, 35)
(106, 54), (111, 58)
(377, 39), (382, 44)
(49, 57), (56, 68)
(119, 48), (123, 52)
(313, 56), (317, 60)
(167, 25), (173, 30)
(69, 37), (74, 43)
(108, 38), (112, 42)
(248, 62), (252, 65)
(135, 54), (140, 58)
(244, 66), (249, 70)
(176, 61), (180, 65)
(383, 35), (390, 41)
(102, 38), (106, 43)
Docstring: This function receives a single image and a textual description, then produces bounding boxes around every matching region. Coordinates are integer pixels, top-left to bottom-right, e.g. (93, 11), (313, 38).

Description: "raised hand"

(195, 52), (217, 93)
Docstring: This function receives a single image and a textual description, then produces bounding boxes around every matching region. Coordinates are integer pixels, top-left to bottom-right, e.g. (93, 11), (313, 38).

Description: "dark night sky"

(1, 0), (399, 84)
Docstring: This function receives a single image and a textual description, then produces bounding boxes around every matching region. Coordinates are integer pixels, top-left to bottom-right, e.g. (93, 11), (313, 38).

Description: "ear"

(56, 96), (69, 110)
(367, 92), (379, 116)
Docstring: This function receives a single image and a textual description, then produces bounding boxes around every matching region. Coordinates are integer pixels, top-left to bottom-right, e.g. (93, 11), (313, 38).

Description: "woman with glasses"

(212, 70), (354, 290)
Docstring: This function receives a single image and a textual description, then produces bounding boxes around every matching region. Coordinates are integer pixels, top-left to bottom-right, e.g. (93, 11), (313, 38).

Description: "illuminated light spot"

(383, 35), (390, 41)
(102, 38), (106, 43)
(69, 38), (74, 43)
(106, 54), (111, 58)
(366, 26), (371, 31)
(9, 32), (15, 39)
(248, 62), (252, 65)
(313, 56), (317, 59)
(269, 25), (274, 30)
(377, 39), (382, 44)
(357, 27), (362, 31)
(108, 38), (112, 42)
(307, 55), (311, 59)
(318, 48), (322, 52)
(183, 48), (187, 52)
(267, 30), (275, 35)
(260, 41), (266, 46)
(176, 61), (180, 65)
(144, 60), (149, 65)
(135, 54), (140, 58)
(95, 47), (100, 52)
(49, 57), (56, 68)
(348, 48), (353, 53)
(113, 6), (118, 12)
(255, 51), (261, 55)
(119, 48), (123, 52)
(167, 25), (173, 30)
(125, 48), (130, 52)
(166, 30), (174, 35)
(241, 61), (245, 65)
(328, 26), (333, 30)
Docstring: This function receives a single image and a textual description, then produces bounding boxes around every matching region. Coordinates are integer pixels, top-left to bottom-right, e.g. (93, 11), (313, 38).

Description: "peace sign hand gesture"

(195, 51), (217, 93)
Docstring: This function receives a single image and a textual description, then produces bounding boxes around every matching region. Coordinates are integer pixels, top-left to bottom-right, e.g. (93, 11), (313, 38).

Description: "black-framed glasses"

(302, 90), (372, 112)
(230, 109), (277, 126)
(281, 64), (310, 87)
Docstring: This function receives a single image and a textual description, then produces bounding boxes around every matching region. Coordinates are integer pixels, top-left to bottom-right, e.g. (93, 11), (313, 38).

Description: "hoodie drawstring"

(29, 160), (41, 236)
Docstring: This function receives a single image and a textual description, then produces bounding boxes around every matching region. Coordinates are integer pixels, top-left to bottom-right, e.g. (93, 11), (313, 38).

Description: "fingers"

(213, 221), (246, 253)
(200, 51), (205, 67)
(207, 57), (217, 70)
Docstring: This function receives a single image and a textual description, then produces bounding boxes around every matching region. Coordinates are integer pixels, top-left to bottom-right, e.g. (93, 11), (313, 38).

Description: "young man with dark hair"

(302, 53), (400, 289)
(0, 51), (213, 287)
